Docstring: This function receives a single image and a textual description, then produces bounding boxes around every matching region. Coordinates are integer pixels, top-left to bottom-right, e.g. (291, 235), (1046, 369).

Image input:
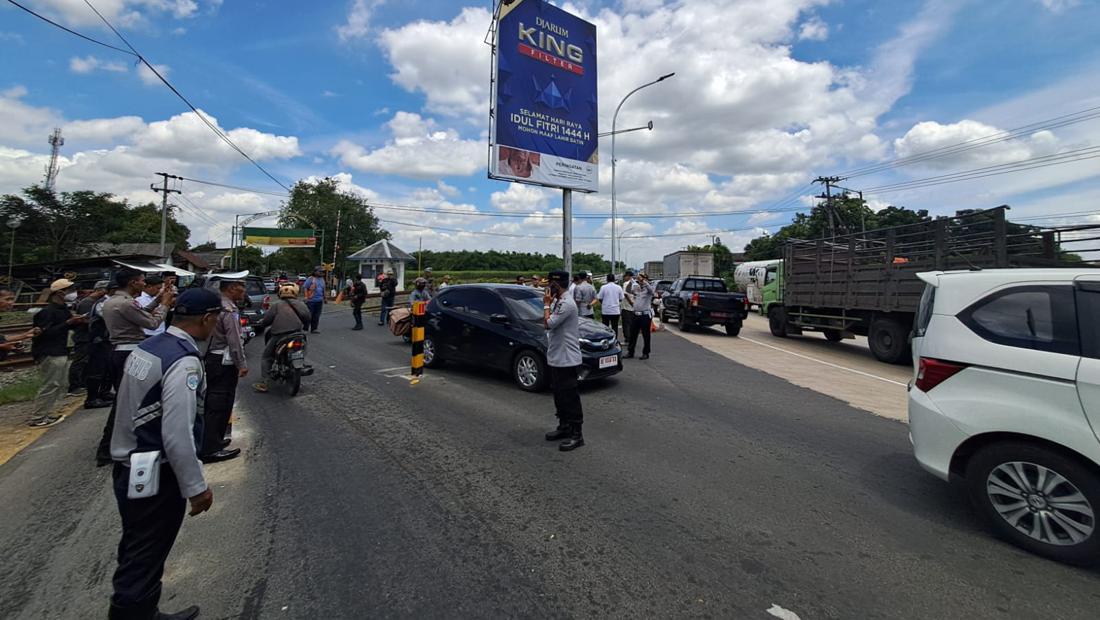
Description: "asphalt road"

(2, 306), (1099, 619)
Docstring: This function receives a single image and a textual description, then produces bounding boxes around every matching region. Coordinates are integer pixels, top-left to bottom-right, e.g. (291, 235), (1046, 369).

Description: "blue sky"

(1, 0), (1098, 262)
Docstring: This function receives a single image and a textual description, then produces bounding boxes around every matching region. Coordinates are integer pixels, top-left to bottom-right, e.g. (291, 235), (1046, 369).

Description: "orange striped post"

(410, 300), (426, 384)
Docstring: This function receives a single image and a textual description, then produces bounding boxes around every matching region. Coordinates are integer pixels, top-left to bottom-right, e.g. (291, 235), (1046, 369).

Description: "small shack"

(347, 239), (416, 292)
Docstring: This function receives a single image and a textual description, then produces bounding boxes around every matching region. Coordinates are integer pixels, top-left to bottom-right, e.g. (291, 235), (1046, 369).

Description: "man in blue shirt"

(303, 267), (325, 334)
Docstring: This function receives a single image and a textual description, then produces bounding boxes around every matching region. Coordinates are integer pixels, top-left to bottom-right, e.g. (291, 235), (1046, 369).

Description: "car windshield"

(499, 287), (544, 321)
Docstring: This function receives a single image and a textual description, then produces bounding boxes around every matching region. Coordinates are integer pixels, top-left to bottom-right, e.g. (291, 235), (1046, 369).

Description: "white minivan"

(909, 269), (1100, 565)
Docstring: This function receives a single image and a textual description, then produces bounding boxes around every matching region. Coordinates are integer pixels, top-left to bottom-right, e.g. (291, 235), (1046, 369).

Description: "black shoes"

(623, 353), (634, 359)
(559, 436), (585, 451)
(639, 354), (650, 360)
(199, 448), (241, 463)
(310, 330), (320, 334)
(156, 606), (200, 620)
(84, 398), (113, 409)
(545, 426), (571, 441)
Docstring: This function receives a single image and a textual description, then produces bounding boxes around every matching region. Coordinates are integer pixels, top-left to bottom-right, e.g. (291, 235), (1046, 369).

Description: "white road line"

(375, 366), (410, 374)
(738, 336), (908, 387)
(766, 604), (801, 620)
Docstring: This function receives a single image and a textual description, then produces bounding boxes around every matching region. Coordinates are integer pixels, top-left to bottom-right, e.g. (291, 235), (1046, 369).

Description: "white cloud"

(378, 7), (491, 120)
(69, 55), (129, 74)
(489, 183), (555, 212)
(135, 110), (301, 163)
(893, 120), (1061, 170)
(64, 116), (146, 144)
(798, 17), (829, 41)
(331, 112), (482, 179)
(25, 0), (214, 27)
(337, 0), (385, 41)
(1037, 0), (1080, 13)
(137, 62), (171, 86)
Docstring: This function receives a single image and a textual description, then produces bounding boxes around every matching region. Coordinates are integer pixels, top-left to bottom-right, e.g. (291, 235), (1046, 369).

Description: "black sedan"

(422, 284), (622, 391)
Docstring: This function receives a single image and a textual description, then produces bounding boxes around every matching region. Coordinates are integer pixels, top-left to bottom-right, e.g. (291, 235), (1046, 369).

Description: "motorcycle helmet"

(278, 283), (300, 298)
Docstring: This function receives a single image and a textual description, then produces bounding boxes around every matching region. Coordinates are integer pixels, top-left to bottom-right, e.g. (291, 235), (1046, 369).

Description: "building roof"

(174, 250), (210, 270)
(347, 239), (415, 263)
(86, 242), (175, 258)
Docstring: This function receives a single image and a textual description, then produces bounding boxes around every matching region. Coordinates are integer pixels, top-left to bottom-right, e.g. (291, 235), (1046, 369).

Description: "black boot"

(545, 424), (571, 441)
(559, 425), (585, 451)
(156, 606), (200, 620)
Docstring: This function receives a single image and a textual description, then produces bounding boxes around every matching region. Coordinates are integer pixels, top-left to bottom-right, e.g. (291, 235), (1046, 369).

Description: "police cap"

(547, 270), (570, 287)
(172, 288), (223, 316)
(145, 275), (164, 285)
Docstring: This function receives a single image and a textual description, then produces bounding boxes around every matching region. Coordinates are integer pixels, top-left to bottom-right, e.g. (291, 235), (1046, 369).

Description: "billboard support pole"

(562, 189), (573, 275)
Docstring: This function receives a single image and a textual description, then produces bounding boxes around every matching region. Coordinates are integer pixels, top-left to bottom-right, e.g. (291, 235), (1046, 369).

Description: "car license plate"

(710, 311), (730, 319)
(289, 351), (304, 360)
(599, 355), (617, 369)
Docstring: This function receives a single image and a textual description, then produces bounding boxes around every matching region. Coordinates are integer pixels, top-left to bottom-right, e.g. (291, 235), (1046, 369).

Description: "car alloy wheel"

(986, 461), (1095, 546)
(516, 355), (539, 388)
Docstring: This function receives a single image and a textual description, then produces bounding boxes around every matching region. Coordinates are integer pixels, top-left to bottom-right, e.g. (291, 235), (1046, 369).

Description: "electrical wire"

(78, 0), (292, 193)
(179, 177), (290, 198)
(837, 104), (1100, 179)
(863, 148), (1100, 194)
(4, 0), (137, 56)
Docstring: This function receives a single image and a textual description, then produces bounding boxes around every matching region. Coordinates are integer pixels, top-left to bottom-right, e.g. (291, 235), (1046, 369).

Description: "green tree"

(278, 178), (389, 277)
(191, 241), (218, 252)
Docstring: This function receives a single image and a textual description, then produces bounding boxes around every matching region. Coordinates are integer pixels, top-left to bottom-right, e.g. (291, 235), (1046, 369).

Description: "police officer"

(199, 278), (247, 463)
(542, 270), (585, 451)
(108, 288), (222, 620)
(96, 270), (174, 466)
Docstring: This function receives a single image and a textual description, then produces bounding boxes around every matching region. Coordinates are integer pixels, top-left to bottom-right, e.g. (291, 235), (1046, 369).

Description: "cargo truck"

(754, 207), (1099, 364)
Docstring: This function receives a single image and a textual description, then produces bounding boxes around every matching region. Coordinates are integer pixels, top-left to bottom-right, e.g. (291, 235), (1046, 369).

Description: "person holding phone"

(625, 272), (657, 360)
(543, 270), (585, 452)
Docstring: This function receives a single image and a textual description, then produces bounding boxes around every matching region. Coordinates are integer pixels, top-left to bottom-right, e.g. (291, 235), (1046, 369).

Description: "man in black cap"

(199, 277), (247, 463)
(108, 287), (222, 620)
(71, 280), (112, 408)
(542, 270), (585, 451)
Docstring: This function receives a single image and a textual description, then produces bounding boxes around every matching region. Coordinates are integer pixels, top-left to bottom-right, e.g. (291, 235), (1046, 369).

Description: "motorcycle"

(267, 331), (313, 396)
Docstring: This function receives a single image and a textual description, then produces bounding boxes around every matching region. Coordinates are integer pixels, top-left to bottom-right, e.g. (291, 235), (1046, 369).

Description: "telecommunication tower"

(44, 128), (64, 191)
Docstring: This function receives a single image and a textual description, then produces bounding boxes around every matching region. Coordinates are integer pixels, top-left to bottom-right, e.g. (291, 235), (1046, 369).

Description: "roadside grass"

(0, 374), (42, 406)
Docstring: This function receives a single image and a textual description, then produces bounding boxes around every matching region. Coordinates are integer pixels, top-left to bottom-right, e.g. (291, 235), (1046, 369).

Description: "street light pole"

(611, 72), (674, 275)
(6, 217), (22, 283)
(617, 225), (638, 271)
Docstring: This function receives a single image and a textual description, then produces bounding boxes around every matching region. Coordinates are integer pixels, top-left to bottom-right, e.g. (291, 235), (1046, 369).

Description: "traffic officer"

(108, 288), (221, 620)
(543, 270), (585, 451)
(199, 277), (247, 463)
(96, 269), (173, 467)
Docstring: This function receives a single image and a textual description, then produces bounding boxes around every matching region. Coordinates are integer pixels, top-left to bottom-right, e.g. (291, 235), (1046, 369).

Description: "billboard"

(242, 227), (316, 247)
(490, 0), (598, 193)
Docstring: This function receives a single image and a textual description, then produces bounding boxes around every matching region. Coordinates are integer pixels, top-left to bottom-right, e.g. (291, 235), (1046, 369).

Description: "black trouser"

(621, 311), (633, 342)
(550, 365), (583, 434)
(628, 313), (652, 356)
(97, 349), (134, 462)
(306, 301), (323, 331)
(110, 463), (185, 620)
(68, 337), (90, 392)
(601, 314), (620, 339)
(85, 340), (112, 401)
(201, 354), (239, 456)
(352, 302), (363, 327)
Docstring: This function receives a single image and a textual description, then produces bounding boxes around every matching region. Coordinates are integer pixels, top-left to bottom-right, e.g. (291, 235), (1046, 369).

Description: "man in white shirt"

(136, 275), (167, 337)
(595, 273), (624, 339)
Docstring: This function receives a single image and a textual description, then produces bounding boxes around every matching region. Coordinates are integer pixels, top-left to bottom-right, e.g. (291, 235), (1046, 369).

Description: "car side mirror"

(490, 314), (510, 324)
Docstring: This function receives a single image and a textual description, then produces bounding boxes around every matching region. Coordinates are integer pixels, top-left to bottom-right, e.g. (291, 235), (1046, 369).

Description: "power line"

(4, 0), (138, 55)
(837, 104), (1100, 179)
(863, 147), (1100, 193)
(77, 0), (292, 193)
(179, 177), (290, 198)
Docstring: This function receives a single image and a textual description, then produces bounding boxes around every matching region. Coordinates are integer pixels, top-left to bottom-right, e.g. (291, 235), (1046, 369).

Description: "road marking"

(375, 366), (410, 374)
(739, 335), (907, 387)
(766, 604), (801, 620)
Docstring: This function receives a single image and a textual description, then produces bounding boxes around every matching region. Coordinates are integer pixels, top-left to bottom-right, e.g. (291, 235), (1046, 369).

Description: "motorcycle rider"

(252, 283), (310, 393)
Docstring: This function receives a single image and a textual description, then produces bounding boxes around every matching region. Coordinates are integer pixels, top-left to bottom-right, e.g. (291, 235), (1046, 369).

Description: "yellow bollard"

(410, 300), (426, 384)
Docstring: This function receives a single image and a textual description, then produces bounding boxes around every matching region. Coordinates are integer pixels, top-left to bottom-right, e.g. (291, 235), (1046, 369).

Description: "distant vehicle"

(659, 276), (749, 336)
(191, 272), (270, 333)
(422, 284), (623, 392)
(654, 279), (673, 315)
(734, 259), (781, 309)
(758, 207), (1100, 364)
(263, 279), (277, 293)
(910, 268), (1100, 565)
(662, 250), (714, 281)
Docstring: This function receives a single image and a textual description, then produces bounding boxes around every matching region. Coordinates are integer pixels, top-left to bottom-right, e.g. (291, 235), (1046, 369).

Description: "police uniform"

(543, 271), (585, 451)
(108, 289), (220, 620)
(96, 273), (170, 465)
(200, 285), (247, 460)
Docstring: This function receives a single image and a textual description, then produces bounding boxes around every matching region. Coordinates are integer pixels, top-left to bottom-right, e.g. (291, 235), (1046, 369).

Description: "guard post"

(410, 300), (426, 384)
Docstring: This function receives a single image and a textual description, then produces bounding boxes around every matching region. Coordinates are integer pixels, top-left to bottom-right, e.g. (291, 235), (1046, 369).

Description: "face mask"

(64, 292), (78, 302)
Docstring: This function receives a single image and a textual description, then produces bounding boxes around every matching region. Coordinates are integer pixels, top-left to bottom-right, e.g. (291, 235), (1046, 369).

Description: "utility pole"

(151, 173), (182, 261)
(814, 176), (843, 239)
(44, 128), (64, 192)
(331, 210), (342, 287)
